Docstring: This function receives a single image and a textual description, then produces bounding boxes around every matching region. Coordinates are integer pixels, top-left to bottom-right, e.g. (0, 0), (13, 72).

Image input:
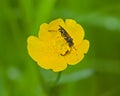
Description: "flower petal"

(38, 23), (51, 41)
(27, 36), (67, 71)
(65, 40), (89, 65)
(38, 23), (48, 38)
(65, 19), (85, 45)
(37, 53), (67, 72)
(27, 36), (46, 61)
(48, 18), (65, 31)
(27, 36), (53, 69)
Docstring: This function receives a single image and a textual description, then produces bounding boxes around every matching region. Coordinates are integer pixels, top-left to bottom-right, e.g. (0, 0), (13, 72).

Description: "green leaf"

(58, 69), (94, 84)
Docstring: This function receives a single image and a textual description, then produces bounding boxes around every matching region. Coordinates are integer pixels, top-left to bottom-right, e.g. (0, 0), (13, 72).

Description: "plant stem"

(48, 72), (62, 96)
(55, 71), (62, 84)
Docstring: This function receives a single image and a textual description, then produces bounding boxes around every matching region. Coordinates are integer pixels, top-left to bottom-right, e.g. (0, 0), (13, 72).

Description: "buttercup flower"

(27, 18), (89, 72)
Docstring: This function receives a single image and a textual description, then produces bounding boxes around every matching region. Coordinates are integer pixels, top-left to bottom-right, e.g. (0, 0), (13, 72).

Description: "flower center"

(53, 36), (71, 56)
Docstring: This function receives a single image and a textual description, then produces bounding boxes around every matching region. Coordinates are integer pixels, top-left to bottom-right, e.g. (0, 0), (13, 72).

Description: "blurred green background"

(0, 0), (120, 96)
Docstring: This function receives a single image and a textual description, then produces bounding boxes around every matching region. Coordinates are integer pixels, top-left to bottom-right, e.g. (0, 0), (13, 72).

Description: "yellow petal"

(38, 23), (48, 37)
(38, 23), (51, 42)
(37, 51), (67, 72)
(27, 36), (44, 62)
(27, 36), (50, 68)
(37, 18), (64, 45)
(65, 40), (89, 65)
(27, 36), (67, 71)
(65, 19), (85, 45)
(78, 40), (90, 54)
(48, 18), (65, 31)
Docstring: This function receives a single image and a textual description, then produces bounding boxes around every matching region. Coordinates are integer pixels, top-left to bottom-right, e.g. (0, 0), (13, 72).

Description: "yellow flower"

(27, 18), (89, 72)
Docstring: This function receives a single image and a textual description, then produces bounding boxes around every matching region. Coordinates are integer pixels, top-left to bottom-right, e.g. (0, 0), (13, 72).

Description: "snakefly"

(58, 25), (74, 47)
(48, 25), (74, 56)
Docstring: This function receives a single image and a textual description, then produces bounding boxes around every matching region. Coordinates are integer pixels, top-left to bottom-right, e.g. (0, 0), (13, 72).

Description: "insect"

(58, 25), (74, 47)
(48, 25), (74, 56)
